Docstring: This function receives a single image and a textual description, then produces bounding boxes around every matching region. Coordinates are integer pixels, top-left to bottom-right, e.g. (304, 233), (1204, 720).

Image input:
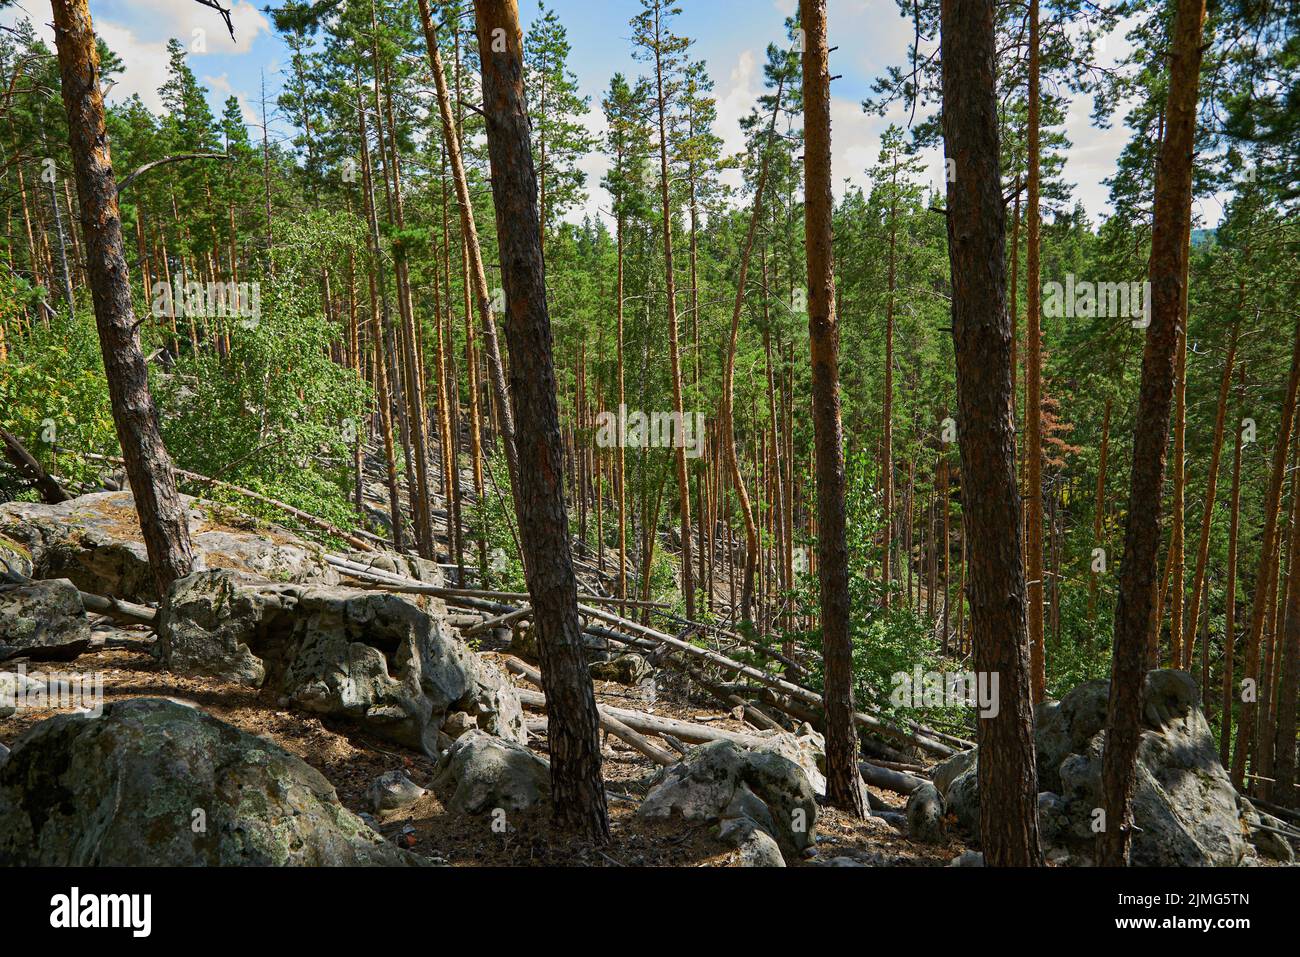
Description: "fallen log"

(503, 657), (676, 766)
(79, 591), (156, 627)
(859, 761), (926, 796)
(0, 426), (69, 504)
(327, 556), (669, 610)
(461, 605), (531, 639)
(576, 602), (962, 757)
(513, 685), (759, 748)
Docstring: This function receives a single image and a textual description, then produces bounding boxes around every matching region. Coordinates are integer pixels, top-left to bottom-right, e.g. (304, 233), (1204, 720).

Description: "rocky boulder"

(0, 492), (339, 603)
(637, 739), (818, 862)
(157, 570), (526, 755)
(0, 532), (33, 579)
(938, 670), (1251, 866)
(906, 781), (946, 843)
(432, 729), (550, 815)
(368, 770), (428, 820)
(0, 698), (425, 865)
(0, 578), (91, 662)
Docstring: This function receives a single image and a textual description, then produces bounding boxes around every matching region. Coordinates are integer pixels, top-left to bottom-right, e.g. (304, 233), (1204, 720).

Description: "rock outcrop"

(156, 570), (525, 755)
(938, 670), (1253, 866)
(637, 739), (818, 863)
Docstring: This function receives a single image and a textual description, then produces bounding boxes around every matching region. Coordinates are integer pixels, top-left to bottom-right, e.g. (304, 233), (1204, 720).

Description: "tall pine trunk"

(801, 0), (864, 818)
(939, 0), (1042, 867)
(473, 0), (609, 843)
(1098, 0), (1207, 866)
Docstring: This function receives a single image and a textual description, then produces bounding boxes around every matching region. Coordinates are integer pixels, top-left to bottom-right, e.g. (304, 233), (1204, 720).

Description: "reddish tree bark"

(1099, 0), (1207, 866)
(801, 0), (864, 818)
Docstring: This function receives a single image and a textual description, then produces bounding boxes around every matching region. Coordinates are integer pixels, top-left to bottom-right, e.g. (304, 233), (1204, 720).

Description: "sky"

(0, 0), (1229, 229)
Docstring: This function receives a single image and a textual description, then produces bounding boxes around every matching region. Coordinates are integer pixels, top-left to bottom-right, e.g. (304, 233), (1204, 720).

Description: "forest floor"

(0, 621), (968, 867)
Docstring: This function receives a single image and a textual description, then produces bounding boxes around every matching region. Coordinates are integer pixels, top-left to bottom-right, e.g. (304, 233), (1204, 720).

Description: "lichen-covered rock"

(455, 656), (527, 745)
(936, 670), (1250, 867)
(931, 747), (976, 798)
(157, 571), (525, 754)
(155, 570), (279, 685)
(368, 770), (427, 819)
(0, 492), (338, 603)
(637, 739), (818, 860)
(754, 722), (828, 798)
(906, 781), (945, 843)
(0, 533), (33, 579)
(590, 653), (653, 686)
(0, 698), (425, 865)
(508, 622), (538, 663)
(432, 729), (549, 815)
(0, 578), (91, 662)
(1037, 790), (1069, 847)
(945, 761), (980, 832)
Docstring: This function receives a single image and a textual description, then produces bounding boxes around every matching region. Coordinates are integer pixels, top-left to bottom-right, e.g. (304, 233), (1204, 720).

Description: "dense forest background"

(0, 0), (1297, 820)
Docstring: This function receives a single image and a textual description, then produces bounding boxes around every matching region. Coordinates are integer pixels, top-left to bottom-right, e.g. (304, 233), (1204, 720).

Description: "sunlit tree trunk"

(51, 0), (194, 595)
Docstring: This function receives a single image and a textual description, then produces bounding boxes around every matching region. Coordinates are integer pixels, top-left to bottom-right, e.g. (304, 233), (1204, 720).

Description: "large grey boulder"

(157, 570), (526, 755)
(938, 670), (1250, 866)
(155, 570), (278, 685)
(0, 698), (424, 865)
(0, 578), (91, 662)
(0, 492), (339, 603)
(432, 729), (550, 815)
(637, 739), (818, 861)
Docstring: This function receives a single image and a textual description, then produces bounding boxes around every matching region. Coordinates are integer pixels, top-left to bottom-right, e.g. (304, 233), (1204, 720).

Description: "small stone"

(368, 770), (427, 819)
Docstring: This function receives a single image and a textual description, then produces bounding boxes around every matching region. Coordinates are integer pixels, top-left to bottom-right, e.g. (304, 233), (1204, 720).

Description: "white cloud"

(203, 72), (259, 126)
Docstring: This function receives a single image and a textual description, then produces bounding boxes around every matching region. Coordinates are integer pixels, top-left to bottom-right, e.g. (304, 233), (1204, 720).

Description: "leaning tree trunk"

(720, 70), (786, 629)
(801, 0), (865, 818)
(50, 0), (194, 596)
(939, 0), (1042, 867)
(473, 0), (609, 844)
(418, 0), (522, 521)
(1098, 0), (1207, 867)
